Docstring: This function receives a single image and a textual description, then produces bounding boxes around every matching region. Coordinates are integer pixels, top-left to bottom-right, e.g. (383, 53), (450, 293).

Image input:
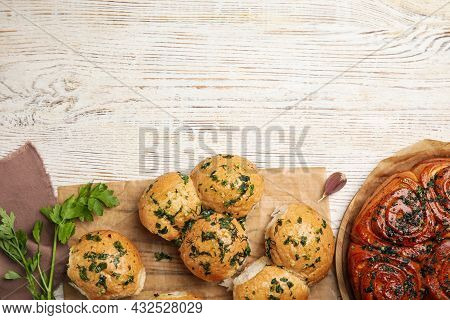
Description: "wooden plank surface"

(0, 0), (449, 239)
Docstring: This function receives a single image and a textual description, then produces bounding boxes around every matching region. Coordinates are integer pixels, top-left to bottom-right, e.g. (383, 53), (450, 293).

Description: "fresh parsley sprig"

(0, 182), (119, 300)
(0, 210), (46, 299)
(40, 183), (120, 244)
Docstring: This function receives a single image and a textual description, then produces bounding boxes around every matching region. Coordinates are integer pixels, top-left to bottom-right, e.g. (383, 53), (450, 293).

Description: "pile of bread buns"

(233, 202), (334, 300)
(67, 154), (335, 300)
(139, 155), (261, 284)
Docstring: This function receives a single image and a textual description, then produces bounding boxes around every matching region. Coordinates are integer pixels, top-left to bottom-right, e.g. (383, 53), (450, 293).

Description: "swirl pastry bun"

(348, 244), (423, 300)
(351, 171), (436, 260)
(191, 155), (264, 218)
(67, 230), (145, 300)
(265, 203), (335, 284)
(179, 212), (251, 282)
(412, 158), (450, 227)
(139, 172), (202, 241)
(421, 240), (449, 300)
(349, 157), (450, 300)
(152, 291), (202, 300)
(233, 257), (309, 300)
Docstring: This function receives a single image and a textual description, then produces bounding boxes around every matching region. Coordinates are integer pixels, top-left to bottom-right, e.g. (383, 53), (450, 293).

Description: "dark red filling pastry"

(348, 158), (450, 300)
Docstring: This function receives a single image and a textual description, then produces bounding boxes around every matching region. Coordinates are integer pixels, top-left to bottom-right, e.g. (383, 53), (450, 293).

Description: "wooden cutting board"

(59, 167), (339, 300)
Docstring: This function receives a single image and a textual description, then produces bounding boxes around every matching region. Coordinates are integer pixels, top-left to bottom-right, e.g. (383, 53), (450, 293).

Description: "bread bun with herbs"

(233, 257), (309, 300)
(67, 230), (145, 300)
(152, 291), (202, 300)
(191, 155), (264, 219)
(179, 210), (251, 282)
(139, 172), (202, 242)
(265, 202), (335, 284)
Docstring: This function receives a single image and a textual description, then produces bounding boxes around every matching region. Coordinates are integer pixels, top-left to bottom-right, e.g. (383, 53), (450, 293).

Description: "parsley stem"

(47, 225), (58, 299)
(2, 248), (40, 299)
(10, 232), (41, 298)
(37, 264), (49, 292)
(6, 243), (44, 295)
(36, 246), (50, 293)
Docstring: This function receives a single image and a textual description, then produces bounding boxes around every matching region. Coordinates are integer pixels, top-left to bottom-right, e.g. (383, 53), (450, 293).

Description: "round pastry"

(191, 155), (264, 218)
(412, 158), (450, 228)
(152, 291), (202, 300)
(348, 244), (423, 300)
(139, 172), (201, 242)
(348, 157), (450, 300)
(421, 240), (449, 300)
(179, 212), (251, 282)
(233, 257), (309, 300)
(67, 230), (145, 300)
(351, 172), (437, 261)
(265, 202), (335, 284)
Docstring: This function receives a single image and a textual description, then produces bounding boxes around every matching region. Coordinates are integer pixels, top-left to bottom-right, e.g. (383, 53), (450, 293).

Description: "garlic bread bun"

(179, 212), (251, 282)
(67, 230), (145, 300)
(139, 172), (201, 241)
(152, 291), (202, 300)
(233, 258), (309, 300)
(191, 155), (264, 218)
(265, 203), (335, 284)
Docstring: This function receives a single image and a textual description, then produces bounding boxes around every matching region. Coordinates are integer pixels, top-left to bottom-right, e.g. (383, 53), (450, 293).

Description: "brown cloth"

(0, 142), (68, 299)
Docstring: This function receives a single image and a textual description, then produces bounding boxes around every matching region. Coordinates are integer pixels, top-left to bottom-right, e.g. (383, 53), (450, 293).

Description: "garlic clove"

(318, 172), (347, 202)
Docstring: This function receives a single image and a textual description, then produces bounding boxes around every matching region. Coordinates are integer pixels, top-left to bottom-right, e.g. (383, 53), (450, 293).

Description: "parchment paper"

(59, 167), (339, 300)
(336, 139), (450, 299)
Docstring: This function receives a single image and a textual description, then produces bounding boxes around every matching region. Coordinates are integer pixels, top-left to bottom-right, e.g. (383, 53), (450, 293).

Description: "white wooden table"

(1, 0), (449, 234)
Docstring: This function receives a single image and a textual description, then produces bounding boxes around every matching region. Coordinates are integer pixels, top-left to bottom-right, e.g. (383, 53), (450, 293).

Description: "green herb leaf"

(58, 222), (75, 244)
(4, 270), (21, 280)
(113, 241), (127, 256)
(0, 239), (22, 262)
(154, 252), (172, 261)
(78, 183), (92, 198)
(123, 275), (134, 286)
(96, 274), (107, 292)
(32, 221), (43, 244)
(86, 233), (102, 242)
(27, 255), (38, 273)
(90, 183), (120, 208)
(0, 209), (15, 240)
(60, 195), (84, 220)
(77, 265), (89, 281)
(94, 262), (107, 273)
(178, 172), (189, 184)
(32, 252), (41, 271)
(40, 205), (62, 224)
(15, 230), (28, 254)
(41, 183), (119, 231)
(87, 198), (104, 216)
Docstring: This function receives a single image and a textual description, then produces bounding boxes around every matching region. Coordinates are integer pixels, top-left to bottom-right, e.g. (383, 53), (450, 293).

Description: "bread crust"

(179, 212), (250, 282)
(233, 265), (309, 300)
(191, 155), (264, 218)
(67, 230), (145, 300)
(265, 203), (335, 284)
(152, 291), (202, 300)
(139, 172), (201, 241)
